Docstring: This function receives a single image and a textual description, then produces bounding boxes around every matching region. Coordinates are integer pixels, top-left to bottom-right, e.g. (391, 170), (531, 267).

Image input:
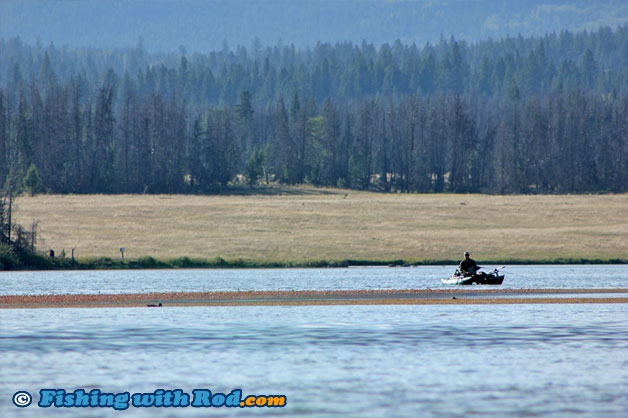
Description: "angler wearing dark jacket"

(459, 251), (479, 276)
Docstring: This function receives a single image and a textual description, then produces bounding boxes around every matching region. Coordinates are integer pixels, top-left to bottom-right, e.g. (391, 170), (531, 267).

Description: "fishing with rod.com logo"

(13, 388), (286, 410)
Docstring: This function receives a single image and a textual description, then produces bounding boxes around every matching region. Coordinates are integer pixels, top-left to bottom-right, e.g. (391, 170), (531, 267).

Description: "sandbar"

(1, 289), (627, 309)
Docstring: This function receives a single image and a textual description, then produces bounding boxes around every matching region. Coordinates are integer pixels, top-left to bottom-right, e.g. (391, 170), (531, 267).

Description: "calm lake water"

(1, 266), (627, 417)
(1, 304), (627, 417)
(1, 265), (627, 295)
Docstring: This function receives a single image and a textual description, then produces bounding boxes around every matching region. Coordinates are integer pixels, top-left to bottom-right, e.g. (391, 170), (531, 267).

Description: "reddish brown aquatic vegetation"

(2, 289), (627, 309)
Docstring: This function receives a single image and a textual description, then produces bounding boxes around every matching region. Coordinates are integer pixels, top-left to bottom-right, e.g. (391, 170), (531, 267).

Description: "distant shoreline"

(3, 256), (628, 271)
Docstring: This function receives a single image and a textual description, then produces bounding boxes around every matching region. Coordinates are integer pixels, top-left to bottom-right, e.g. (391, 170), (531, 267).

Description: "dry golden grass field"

(12, 188), (628, 263)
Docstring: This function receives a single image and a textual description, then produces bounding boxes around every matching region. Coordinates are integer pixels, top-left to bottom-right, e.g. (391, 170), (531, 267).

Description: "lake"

(1, 266), (627, 417)
(1, 265), (627, 295)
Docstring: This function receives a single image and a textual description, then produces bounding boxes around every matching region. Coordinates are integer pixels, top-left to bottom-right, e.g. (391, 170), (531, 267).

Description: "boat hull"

(441, 272), (504, 285)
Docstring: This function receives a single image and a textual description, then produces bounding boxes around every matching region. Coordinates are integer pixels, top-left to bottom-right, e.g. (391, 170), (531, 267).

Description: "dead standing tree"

(0, 187), (13, 244)
(1, 187), (39, 251)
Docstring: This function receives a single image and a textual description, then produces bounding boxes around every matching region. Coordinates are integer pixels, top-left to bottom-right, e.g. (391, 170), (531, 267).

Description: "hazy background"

(2, 0), (628, 52)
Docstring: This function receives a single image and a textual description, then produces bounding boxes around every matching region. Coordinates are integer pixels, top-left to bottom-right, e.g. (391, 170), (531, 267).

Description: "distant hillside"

(1, 0), (628, 51)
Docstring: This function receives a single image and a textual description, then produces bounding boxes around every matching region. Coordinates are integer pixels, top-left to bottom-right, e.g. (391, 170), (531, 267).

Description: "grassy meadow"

(12, 188), (628, 266)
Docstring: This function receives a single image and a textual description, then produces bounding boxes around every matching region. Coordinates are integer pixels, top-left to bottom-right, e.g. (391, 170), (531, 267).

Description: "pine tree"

(24, 163), (41, 196)
(245, 147), (264, 188)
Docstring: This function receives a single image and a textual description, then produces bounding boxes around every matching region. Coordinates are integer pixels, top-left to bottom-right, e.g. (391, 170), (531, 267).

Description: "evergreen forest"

(1, 25), (627, 195)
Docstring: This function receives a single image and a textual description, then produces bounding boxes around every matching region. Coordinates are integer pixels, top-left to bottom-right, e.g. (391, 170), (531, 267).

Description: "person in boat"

(459, 251), (479, 276)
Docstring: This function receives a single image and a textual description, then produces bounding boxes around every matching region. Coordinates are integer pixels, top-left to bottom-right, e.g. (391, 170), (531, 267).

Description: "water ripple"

(3, 322), (627, 354)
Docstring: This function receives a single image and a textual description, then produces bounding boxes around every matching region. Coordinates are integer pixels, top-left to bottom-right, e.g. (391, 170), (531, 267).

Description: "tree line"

(0, 26), (627, 194)
(2, 25), (627, 107)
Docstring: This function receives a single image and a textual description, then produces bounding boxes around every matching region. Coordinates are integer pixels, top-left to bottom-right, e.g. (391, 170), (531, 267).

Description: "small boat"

(441, 267), (505, 285)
